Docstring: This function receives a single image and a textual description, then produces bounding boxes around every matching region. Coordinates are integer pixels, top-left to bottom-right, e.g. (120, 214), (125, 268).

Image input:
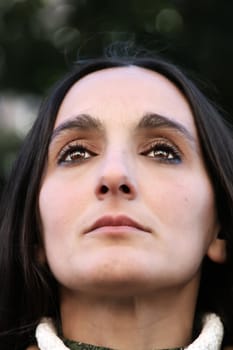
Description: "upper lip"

(84, 215), (151, 234)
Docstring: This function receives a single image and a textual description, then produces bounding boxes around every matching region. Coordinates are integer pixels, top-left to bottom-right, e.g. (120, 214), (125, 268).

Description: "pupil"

(72, 150), (84, 159)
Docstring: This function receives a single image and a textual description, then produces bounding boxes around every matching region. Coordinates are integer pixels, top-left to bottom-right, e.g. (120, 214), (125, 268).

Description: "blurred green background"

(1, 0), (233, 193)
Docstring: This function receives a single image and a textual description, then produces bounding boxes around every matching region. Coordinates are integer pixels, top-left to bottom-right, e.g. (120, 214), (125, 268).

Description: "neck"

(60, 285), (198, 350)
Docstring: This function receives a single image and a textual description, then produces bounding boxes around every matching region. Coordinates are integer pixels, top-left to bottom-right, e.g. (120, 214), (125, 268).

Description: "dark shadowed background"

(0, 0), (233, 193)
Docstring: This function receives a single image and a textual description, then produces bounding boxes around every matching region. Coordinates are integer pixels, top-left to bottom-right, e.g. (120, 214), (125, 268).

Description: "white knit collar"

(35, 313), (223, 350)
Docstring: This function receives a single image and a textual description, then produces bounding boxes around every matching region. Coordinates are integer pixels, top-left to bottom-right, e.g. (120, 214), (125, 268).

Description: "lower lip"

(85, 225), (147, 236)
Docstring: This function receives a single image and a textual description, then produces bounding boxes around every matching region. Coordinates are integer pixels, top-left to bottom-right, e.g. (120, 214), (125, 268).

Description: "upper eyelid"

(136, 127), (199, 156)
(58, 141), (85, 157)
(52, 138), (83, 161)
(51, 137), (98, 161)
(139, 137), (182, 152)
(139, 131), (199, 160)
(57, 141), (98, 165)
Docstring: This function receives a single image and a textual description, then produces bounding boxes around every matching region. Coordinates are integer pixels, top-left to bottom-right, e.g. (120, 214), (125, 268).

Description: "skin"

(38, 66), (225, 349)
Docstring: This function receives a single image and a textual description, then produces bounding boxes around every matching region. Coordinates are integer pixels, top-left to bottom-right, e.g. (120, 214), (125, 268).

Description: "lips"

(84, 215), (151, 234)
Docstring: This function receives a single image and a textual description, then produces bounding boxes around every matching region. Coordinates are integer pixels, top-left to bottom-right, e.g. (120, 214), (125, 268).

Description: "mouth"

(84, 215), (152, 235)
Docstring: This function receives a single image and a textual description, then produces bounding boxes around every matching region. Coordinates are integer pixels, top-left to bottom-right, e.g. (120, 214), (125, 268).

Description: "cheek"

(39, 174), (93, 239)
(38, 176), (92, 275)
(143, 170), (217, 240)
(141, 174), (218, 283)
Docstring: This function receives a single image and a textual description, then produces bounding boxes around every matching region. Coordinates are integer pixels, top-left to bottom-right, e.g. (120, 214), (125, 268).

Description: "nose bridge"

(103, 147), (129, 177)
(95, 145), (137, 200)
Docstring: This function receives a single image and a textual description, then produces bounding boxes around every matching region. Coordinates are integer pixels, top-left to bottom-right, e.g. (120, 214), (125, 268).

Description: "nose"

(95, 152), (137, 200)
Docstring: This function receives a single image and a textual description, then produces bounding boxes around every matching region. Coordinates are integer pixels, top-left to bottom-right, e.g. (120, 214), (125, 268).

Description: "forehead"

(55, 66), (196, 134)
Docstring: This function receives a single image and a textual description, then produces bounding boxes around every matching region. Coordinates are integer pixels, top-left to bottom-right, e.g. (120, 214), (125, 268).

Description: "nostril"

(119, 184), (130, 194)
(100, 185), (109, 194)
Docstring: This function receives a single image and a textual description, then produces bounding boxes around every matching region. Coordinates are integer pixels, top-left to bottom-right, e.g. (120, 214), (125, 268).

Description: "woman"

(0, 54), (233, 350)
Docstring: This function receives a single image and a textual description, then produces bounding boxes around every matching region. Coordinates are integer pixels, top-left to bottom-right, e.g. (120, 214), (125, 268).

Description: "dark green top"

(64, 339), (111, 349)
(64, 339), (183, 350)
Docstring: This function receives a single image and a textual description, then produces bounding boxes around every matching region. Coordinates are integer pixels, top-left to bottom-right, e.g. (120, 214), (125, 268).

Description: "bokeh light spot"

(156, 8), (183, 35)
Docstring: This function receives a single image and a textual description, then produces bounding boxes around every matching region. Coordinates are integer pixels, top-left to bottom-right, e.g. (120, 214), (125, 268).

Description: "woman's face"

(39, 66), (223, 297)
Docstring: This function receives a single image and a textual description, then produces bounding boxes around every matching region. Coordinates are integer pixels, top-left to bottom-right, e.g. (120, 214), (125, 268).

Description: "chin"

(63, 262), (159, 297)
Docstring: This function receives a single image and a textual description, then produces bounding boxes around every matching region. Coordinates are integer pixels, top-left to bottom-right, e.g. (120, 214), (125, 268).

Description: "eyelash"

(57, 139), (182, 165)
(57, 141), (97, 165)
(140, 140), (182, 164)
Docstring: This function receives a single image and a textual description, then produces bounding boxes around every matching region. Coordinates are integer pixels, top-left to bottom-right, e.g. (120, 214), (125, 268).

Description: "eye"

(58, 142), (97, 165)
(141, 140), (182, 164)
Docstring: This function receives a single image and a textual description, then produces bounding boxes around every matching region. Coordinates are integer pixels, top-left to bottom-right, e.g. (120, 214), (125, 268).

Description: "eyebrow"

(51, 114), (103, 142)
(50, 112), (196, 148)
(136, 113), (196, 145)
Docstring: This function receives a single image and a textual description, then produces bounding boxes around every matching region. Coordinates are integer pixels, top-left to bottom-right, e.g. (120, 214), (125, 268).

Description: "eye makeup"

(140, 137), (182, 164)
(57, 141), (97, 165)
